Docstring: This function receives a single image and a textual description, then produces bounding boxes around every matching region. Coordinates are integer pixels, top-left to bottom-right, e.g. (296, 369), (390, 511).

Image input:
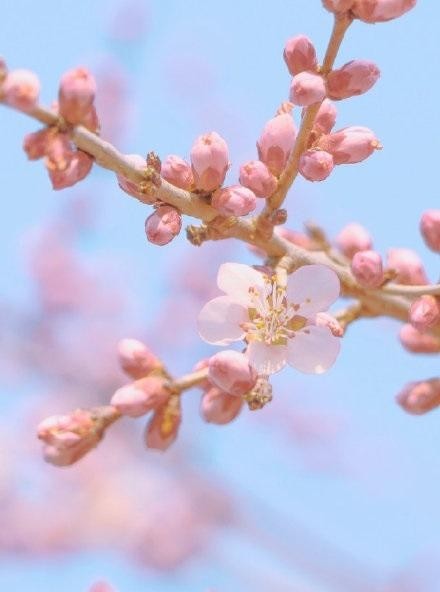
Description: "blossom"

(198, 263), (341, 375)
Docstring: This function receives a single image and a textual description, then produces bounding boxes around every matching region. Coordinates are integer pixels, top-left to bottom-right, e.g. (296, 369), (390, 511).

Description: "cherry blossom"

(198, 263), (341, 375)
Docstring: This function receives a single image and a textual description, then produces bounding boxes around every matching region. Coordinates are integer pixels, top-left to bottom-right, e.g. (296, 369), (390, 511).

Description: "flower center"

(242, 277), (306, 345)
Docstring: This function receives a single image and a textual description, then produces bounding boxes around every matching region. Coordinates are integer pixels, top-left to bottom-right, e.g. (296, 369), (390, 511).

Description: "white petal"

(286, 325), (340, 374)
(198, 296), (247, 345)
(246, 342), (287, 375)
(217, 263), (265, 306)
(287, 264), (340, 317)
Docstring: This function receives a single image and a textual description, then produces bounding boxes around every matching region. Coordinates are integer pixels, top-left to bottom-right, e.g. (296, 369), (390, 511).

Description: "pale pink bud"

(322, 0), (355, 12)
(299, 149), (334, 181)
(352, 0), (417, 23)
(387, 248), (428, 285)
(2, 69), (40, 111)
(23, 128), (50, 160)
(312, 98), (338, 135)
(117, 154), (147, 199)
(45, 133), (75, 172)
(145, 396), (181, 451)
(420, 210), (440, 253)
(38, 409), (101, 466)
(290, 72), (326, 107)
(48, 150), (93, 190)
(0, 57), (7, 83)
(161, 155), (194, 191)
(257, 113), (297, 177)
(276, 227), (316, 250)
(397, 378), (440, 415)
(283, 35), (318, 76)
(399, 324), (440, 354)
(211, 185), (257, 217)
(201, 386), (243, 424)
(117, 338), (161, 379)
(409, 296), (440, 333)
(351, 250), (384, 288)
(239, 160), (277, 198)
(59, 67), (97, 125)
(145, 205), (182, 246)
(327, 60), (380, 100)
(318, 126), (381, 164)
(315, 312), (344, 337)
(111, 376), (169, 418)
(190, 131), (229, 192)
(208, 350), (258, 396)
(336, 222), (373, 258)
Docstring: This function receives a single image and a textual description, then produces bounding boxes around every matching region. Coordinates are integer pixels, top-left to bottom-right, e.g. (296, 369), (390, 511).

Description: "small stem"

(167, 367), (208, 393)
(379, 283), (440, 297)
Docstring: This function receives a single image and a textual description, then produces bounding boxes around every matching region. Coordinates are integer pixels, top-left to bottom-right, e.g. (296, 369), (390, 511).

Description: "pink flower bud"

(145, 395), (181, 451)
(201, 386), (243, 424)
(318, 126), (381, 164)
(257, 113), (297, 177)
(399, 324), (440, 354)
(23, 128), (50, 160)
(351, 249), (384, 288)
(208, 350), (258, 396)
(2, 69), (40, 111)
(190, 131), (229, 192)
(45, 133), (75, 172)
(111, 376), (169, 418)
(409, 296), (440, 333)
(38, 409), (102, 466)
(239, 160), (277, 198)
(352, 0), (417, 23)
(387, 248), (428, 285)
(420, 210), (440, 253)
(211, 185), (257, 217)
(336, 222), (373, 258)
(290, 72), (326, 107)
(145, 205), (182, 246)
(312, 98), (338, 135)
(283, 35), (318, 76)
(117, 154), (147, 199)
(315, 312), (344, 337)
(397, 378), (440, 415)
(117, 338), (161, 379)
(322, 0), (355, 12)
(0, 57), (7, 83)
(299, 149), (334, 181)
(161, 155), (194, 191)
(327, 60), (380, 100)
(59, 67), (97, 125)
(47, 150), (93, 190)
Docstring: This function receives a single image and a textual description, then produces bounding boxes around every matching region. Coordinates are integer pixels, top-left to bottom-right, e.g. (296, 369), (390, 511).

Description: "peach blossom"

(351, 250), (384, 288)
(336, 223), (373, 258)
(208, 350), (257, 396)
(290, 71), (326, 107)
(161, 155), (194, 191)
(201, 386), (243, 424)
(2, 69), (40, 111)
(239, 160), (277, 198)
(327, 60), (380, 100)
(257, 113), (297, 177)
(318, 126), (381, 164)
(111, 377), (169, 418)
(409, 296), (440, 333)
(420, 210), (440, 253)
(387, 248), (428, 285)
(283, 35), (318, 76)
(299, 149), (334, 181)
(117, 338), (161, 379)
(145, 205), (182, 246)
(399, 324), (440, 354)
(190, 131), (229, 192)
(211, 185), (257, 217)
(352, 0), (417, 23)
(59, 67), (97, 125)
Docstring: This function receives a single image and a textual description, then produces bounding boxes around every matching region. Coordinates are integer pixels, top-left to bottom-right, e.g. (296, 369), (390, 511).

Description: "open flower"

(197, 263), (341, 375)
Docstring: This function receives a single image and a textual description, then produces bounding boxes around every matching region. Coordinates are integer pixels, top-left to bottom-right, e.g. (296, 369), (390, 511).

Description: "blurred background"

(1, 1), (439, 590)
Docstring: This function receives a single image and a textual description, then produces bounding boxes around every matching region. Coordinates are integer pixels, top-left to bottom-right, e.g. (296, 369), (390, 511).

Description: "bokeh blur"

(1, 1), (439, 591)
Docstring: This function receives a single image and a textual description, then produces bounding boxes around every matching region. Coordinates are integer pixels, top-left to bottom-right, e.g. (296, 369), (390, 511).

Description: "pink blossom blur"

(397, 378), (440, 415)
(283, 35), (318, 76)
(336, 223), (373, 258)
(318, 126), (381, 165)
(211, 185), (257, 217)
(409, 296), (440, 333)
(118, 338), (161, 379)
(145, 205), (182, 246)
(201, 386), (243, 424)
(387, 248), (428, 285)
(420, 209), (440, 253)
(190, 131), (229, 192)
(239, 160), (277, 198)
(257, 113), (297, 177)
(290, 72), (326, 107)
(161, 155), (194, 191)
(299, 149), (334, 181)
(2, 69), (40, 111)
(327, 60), (380, 100)
(351, 250), (384, 288)
(208, 350), (258, 396)
(399, 324), (440, 354)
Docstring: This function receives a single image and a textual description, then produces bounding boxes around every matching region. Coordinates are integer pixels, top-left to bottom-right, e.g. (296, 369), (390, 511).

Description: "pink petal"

(287, 264), (340, 317)
(286, 325), (340, 374)
(217, 262), (264, 306)
(198, 296), (247, 345)
(246, 342), (287, 375)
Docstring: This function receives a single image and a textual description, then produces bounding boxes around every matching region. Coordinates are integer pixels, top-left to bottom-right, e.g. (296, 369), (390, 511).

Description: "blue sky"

(1, 1), (440, 591)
